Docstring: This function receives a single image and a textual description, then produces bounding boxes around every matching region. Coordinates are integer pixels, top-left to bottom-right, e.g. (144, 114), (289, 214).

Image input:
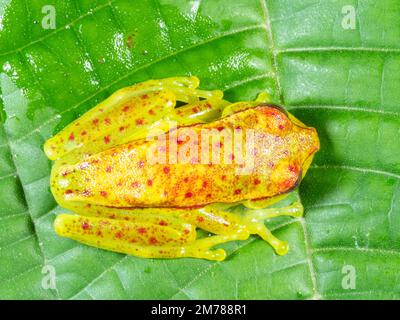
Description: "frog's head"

(243, 103), (320, 194)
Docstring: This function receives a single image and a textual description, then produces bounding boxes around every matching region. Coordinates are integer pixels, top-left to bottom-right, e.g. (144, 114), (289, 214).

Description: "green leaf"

(0, 0), (399, 299)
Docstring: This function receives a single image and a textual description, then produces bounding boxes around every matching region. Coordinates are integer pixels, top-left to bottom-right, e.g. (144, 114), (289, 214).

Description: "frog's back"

(52, 105), (319, 208)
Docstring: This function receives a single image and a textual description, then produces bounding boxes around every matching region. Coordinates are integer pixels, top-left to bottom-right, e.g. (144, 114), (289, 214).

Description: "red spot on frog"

(149, 237), (158, 244)
(234, 189), (241, 195)
(81, 131), (87, 136)
(135, 118), (144, 125)
(100, 191), (108, 197)
(137, 160), (144, 168)
(122, 106), (130, 112)
(217, 126), (224, 132)
(147, 179), (153, 186)
(254, 178), (261, 185)
(104, 135), (110, 144)
(141, 94), (149, 99)
(115, 231), (123, 239)
(137, 227), (147, 234)
(92, 119), (99, 126)
(159, 220), (168, 226)
(82, 189), (91, 196)
(119, 126), (125, 132)
(202, 181), (208, 188)
(62, 171), (70, 177)
(185, 192), (193, 198)
(105, 166), (112, 173)
(65, 189), (73, 195)
(197, 216), (204, 223)
(163, 166), (170, 174)
(104, 118), (111, 125)
(68, 133), (75, 141)
(81, 222), (90, 230)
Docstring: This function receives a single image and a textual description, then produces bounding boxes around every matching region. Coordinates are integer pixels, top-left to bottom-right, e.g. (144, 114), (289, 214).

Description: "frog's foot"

(242, 201), (303, 255)
(53, 212), (238, 261)
(182, 201), (303, 256)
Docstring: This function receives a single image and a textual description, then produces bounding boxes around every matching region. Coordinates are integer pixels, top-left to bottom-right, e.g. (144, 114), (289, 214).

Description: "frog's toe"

(275, 241), (289, 256)
(248, 222), (290, 255)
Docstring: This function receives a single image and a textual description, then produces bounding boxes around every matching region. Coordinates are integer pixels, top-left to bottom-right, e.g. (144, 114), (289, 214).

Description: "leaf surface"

(0, 0), (399, 299)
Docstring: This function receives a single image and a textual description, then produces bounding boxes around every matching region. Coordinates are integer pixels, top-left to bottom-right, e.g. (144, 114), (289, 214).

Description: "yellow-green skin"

(44, 77), (319, 261)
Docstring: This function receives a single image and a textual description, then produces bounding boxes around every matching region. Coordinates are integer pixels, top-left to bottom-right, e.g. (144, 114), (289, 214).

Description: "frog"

(44, 76), (319, 261)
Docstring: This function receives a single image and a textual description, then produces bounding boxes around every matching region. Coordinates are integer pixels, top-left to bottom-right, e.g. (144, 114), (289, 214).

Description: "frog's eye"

(256, 105), (292, 133)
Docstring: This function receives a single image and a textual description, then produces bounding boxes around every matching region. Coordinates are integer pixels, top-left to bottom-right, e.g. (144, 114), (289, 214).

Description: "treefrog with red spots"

(44, 77), (319, 261)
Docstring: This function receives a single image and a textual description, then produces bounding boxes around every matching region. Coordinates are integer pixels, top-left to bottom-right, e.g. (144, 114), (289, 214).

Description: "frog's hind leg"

(53, 195), (303, 261)
(53, 206), (235, 261)
(44, 76), (228, 161)
(53, 212), (211, 259)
